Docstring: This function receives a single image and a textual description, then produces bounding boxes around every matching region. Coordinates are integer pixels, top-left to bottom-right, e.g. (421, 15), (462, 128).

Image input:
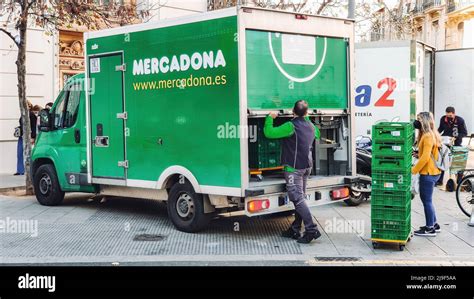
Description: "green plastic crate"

(371, 215), (411, 241)
(372, 141), (413, 157)
(255, 139), (280, 153)
(450, 146), (469, 172)
(249, 151), (280, 169)
(372, 155), (412, 171)
(372, 170), (412, 192)
(371, 201), (411, 221)
(372, 122), (413, 143)
(371, 227), (411, 241)
(371, 189), (412, 207)
(248, 118), (283, 170)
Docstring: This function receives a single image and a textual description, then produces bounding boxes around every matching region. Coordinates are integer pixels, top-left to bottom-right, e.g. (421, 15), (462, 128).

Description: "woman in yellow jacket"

(412, 112), (442, 237)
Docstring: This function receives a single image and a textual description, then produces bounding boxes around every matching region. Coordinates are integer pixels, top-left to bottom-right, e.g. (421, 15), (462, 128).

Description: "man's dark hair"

(293, 100), (308, 117)
(446, 106), (455, 113)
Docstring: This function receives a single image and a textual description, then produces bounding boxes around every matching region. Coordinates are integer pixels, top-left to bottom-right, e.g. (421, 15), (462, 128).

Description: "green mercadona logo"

(268, 32), (327, 83)
(132, 50), (226, 76)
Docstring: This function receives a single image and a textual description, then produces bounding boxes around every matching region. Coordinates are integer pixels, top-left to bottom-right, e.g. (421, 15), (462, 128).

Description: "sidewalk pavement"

(0, 173), (26, 191)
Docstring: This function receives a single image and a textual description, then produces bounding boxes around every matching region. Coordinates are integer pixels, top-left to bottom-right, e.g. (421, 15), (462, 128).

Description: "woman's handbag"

(411, 173), (420, 195)
(411, 156), (419, 195)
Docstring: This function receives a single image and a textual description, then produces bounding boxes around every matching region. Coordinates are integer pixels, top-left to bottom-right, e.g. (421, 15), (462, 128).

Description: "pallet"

(371, 234), (412, 251)
(249, 166), (284, 181)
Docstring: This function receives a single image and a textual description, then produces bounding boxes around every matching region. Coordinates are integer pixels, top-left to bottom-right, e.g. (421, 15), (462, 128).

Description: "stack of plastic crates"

(248, 118), (283, 176)
(371, 122), (413, 251)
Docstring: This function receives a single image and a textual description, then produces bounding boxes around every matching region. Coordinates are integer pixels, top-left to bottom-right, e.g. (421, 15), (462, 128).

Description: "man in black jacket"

(438, 106), (468, 146)
(436, 106), (468, 185)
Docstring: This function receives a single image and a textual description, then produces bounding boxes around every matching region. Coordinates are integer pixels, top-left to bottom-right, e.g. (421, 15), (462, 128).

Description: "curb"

(0, 186), (26, 193)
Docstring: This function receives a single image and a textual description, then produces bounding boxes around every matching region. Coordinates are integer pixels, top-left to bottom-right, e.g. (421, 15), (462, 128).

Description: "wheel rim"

(176, 193), (195, 220)
(350, 182), (366, 201)
(456, 176), (474, 217)
(39, 173), (52, 196)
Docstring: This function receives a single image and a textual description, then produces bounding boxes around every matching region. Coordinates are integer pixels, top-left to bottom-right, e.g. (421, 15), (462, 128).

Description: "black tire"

(456, 174), (473, 217)
(344, 191), (365, 206)
(33, 164), (64, 206)
(167, 182), (211, 233)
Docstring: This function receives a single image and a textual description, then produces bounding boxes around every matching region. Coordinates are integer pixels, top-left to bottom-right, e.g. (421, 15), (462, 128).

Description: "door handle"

(74, 129), (81, 144)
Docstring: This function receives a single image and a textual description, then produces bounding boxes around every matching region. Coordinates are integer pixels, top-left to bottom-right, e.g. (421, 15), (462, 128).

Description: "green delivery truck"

(32, 6), (367, 232)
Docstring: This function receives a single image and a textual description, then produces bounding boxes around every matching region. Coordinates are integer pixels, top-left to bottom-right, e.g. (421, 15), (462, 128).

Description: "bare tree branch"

(317, 0), (332, 14)
(0, 27), (18, 45)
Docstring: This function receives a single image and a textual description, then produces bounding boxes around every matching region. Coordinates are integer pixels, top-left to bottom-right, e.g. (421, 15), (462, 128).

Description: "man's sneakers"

(297, 230), (322, 244)
(281, 228), (300, 240)
(414, 226), (437, 237)
(434, 223), (441, 233)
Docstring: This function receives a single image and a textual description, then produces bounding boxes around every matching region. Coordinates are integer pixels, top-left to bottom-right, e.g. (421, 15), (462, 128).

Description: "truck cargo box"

(32, 7), (361, 232)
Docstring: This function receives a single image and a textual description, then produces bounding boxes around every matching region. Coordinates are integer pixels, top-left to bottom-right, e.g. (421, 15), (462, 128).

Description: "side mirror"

(39, 109), (52, 132)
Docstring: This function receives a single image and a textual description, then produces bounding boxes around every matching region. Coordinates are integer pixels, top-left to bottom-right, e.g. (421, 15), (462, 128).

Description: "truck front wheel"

(167, 182), (211, 233)
(33, 164), (65, 206)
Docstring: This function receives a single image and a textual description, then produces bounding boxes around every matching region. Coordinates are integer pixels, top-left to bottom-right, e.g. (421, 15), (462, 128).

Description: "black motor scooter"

(345, 136), (372, 206)
(356, 136), (372, 176)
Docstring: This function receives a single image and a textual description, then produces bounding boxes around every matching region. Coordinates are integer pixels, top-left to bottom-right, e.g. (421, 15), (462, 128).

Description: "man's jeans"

(284, 168), (317, 234)
(419, 174), (440, 228)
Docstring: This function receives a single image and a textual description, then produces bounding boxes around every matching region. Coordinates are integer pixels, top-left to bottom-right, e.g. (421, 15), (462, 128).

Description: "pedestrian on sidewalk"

(14, 101), (37, 176)
(412, 112), (442, 237)
(264, 100), (322, 244)
(436, 106), (468, 186)
(32, 104), (43, 138)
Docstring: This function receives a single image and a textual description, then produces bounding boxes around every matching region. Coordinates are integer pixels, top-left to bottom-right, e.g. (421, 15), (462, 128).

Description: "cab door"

(88, 53), (126, 180)
(46, 79), (91, 192)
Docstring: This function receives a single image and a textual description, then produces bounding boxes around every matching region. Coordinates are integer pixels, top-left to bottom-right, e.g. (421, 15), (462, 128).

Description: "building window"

(432, 20), (439, 48)
(94, 0), (124, 5)
(416, 26), (423, 41)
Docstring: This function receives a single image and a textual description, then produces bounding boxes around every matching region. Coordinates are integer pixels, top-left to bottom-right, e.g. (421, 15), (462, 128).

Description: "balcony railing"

(423, 0), (443, 10)
(447, 0), (474, 13)
(413, 2), (424, 13)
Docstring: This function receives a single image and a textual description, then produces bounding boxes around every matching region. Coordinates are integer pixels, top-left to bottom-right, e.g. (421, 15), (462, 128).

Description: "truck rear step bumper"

(245, 175), (358, 196)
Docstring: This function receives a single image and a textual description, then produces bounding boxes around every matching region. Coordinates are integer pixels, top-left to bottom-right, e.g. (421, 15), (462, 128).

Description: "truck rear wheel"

(344, 190), (365, 206)
(33, 164), (65, 206)
(167, 182), (211, 233)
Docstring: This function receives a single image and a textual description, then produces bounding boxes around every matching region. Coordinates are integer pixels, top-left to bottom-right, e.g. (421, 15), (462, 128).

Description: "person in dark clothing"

(264, 100), (322, 244)
(438, 106), (468, 146)
(435, 106), (468, 185)
(15, 101), (37, 176)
